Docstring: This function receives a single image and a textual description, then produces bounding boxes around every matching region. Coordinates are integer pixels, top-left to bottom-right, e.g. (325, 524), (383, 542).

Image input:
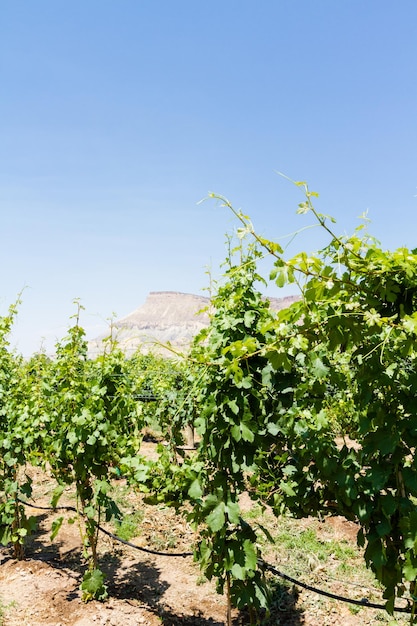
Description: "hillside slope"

(89, 291), (299, 356)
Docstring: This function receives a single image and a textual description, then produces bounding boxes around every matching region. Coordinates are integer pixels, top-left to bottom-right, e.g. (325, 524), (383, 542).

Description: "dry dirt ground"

(0, 445), (410, 626)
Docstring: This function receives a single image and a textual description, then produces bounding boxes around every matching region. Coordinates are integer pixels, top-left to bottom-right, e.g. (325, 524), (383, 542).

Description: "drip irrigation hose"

(18, 498), (413, 614)
(18, 498), (193, 558)
(259, 560), (411, 614)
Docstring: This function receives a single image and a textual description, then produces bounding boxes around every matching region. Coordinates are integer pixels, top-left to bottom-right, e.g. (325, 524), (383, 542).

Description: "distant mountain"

(88, 291), (300, 357)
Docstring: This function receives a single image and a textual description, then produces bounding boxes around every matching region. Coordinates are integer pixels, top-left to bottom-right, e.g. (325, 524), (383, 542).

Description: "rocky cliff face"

(89, 291), (299, 357)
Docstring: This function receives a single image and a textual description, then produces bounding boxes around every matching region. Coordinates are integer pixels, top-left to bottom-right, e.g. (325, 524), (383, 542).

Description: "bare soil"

(0, 445), (409, 625)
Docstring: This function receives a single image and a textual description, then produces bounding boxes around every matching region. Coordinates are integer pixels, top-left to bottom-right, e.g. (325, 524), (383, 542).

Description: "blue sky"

(1, 1), (416, 355)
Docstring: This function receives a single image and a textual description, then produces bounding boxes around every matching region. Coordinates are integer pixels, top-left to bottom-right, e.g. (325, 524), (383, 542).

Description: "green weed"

(113, 510), (144, 542)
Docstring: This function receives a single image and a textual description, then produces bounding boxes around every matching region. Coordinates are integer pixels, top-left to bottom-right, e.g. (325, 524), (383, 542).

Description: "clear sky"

(1, 1), (416, 356)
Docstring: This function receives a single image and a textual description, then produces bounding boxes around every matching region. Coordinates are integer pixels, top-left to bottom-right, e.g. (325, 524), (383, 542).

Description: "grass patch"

(242, 507), (411, 624)
(0, 599), (17, 625)
(274, 525), (355, 560)
(112, 510), (144, 542)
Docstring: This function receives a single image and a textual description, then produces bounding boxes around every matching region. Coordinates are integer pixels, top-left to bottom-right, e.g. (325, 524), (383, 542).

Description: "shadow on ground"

(102, 553), (229, 625)
(20, 511), (304, 626)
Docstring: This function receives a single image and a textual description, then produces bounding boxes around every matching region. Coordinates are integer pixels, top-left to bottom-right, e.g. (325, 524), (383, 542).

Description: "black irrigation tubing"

(260, 561), (413, 615)
(17, 498), (193, 558)
(97, 524), (193, 557)
(17, 498), (413, 614)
